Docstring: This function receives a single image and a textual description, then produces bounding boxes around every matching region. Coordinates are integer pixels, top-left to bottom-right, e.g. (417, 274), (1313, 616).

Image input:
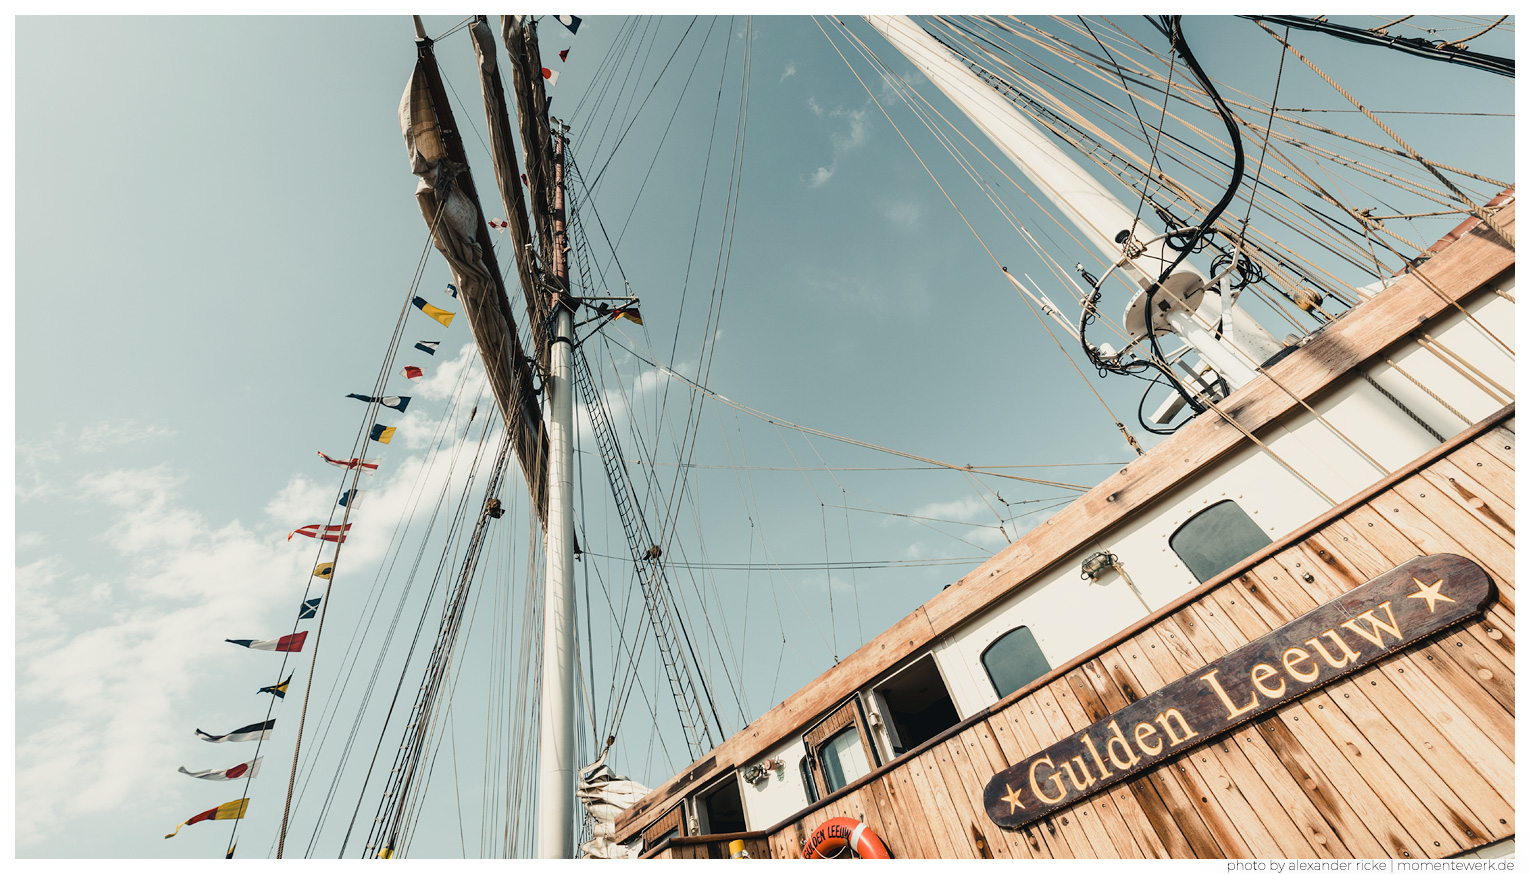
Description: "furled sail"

(470, 17), (553, 370)
(400, 40), (550, 526)
(500, 17), (558, 281)
(576, 748), (650, 859)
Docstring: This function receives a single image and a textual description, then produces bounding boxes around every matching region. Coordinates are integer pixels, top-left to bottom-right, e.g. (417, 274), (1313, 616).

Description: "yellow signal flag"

(412, 296), (455, 327)
(370, 424), (397, 444)
(313, 562), (335, 579)
(165, 798), (249, 839)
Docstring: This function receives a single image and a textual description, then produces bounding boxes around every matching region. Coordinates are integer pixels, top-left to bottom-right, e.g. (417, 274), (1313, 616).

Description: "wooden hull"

(643, 409), (1515, 859)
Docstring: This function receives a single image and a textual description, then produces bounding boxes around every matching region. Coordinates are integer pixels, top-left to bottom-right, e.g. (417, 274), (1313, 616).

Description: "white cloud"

(410, 341), (481, 402)
(15, 468), (308, 847)
(17, 556), (68, 657)
(878, 65), (917, 103)
(912, 495), (990, 522)
(77, 420), (177, 453)
(574, 353), (700, 447)
(18, 439), (60, 468)
(264, 473), (331, 526)
(804, 101), (873, 189)
(968, 526), (1011, 549)
(18, 420), (178, 503)
(801, 571), (859, 600)
(830, 106), (870, 153)
(879, 198), (921, 231)
(16, 474), (55, 502)
(22, 420), (177, 459)
(14, 439), (494, 849)
(780, 61), (796, 83)
(80, 466), (201, 555)
(17, 530), (45, 550)
(898, 495), (1012, 552)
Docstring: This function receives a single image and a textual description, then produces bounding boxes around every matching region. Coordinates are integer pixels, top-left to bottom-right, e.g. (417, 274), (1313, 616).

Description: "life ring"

(802, 817), (891, 859)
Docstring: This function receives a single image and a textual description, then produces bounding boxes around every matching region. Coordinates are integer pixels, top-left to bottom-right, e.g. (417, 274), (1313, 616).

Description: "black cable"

(1078, 16), (1164, 225)
(1120, 15), (1250, 434)
(1239, 15), (1513, 78)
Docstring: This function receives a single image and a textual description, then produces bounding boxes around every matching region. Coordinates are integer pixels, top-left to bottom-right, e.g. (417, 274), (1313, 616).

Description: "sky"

(12, 11), (1515, 861)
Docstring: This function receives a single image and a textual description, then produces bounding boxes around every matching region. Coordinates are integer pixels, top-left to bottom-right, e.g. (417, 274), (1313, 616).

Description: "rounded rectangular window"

(1169, 499), (1273, 583)
(800, 756), (819, 804)
(982, 626), (1050, 700)
(818, 726), (870, 794)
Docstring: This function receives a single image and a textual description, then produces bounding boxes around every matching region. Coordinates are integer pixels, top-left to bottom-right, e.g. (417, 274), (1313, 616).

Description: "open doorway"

(875, 655), (960, 756)
(697, 775), (747, 835)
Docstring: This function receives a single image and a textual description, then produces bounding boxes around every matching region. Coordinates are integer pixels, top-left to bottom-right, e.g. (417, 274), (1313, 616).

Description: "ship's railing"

(640, 831), (771, 860)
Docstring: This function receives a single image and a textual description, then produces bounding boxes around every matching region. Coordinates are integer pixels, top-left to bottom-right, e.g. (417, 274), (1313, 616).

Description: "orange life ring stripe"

(801, 816), (891, 859)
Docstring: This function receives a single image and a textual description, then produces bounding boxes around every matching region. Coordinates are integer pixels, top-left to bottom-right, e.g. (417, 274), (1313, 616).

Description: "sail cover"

(577, 748), (650, 859)
(400, 46), (549, 527)
(471, 18), (553, 371)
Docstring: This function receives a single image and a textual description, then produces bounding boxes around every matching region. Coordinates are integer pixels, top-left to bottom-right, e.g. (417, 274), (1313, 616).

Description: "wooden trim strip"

(639, 829), (771, 860)
(612, 211), (1515, 842)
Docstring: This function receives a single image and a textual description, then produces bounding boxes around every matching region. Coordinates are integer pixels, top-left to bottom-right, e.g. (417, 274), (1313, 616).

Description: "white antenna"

(1002, 268), (1078, 340)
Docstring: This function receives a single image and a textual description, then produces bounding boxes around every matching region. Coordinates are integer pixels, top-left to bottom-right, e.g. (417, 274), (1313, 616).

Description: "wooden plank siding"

(725, 415), (1514, 857)
(613, 203), (1516, 846)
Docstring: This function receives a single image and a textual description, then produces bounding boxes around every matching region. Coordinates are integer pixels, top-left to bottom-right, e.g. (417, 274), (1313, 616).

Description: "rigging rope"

(1252, 20), (1513, 249)
(1243, 25), (1289, 228)
(262, 204), (448, 858)
(588, 17), (703, 190)
(819, 16), (1150, 456)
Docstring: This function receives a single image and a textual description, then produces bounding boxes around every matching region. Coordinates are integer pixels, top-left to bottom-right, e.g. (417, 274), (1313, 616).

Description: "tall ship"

(182, 14), (1513, 859)
(607, 15), (1515, 861)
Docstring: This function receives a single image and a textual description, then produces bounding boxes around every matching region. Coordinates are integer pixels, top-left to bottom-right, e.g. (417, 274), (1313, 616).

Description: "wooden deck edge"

(613, 204), (1515, 842)
(639, 830), (769, 860)
(744, 402), (1515, 848)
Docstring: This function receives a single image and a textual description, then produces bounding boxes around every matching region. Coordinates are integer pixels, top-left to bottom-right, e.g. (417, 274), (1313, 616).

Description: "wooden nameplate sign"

(984, 553), (1494, 829)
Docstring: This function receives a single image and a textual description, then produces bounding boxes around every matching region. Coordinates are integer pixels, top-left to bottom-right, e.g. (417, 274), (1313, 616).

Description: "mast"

(401, 15), (573, 856)
(865, 15), (1201, 296)
(536, 121), (578, 859)
(866, 15), (1284, 390)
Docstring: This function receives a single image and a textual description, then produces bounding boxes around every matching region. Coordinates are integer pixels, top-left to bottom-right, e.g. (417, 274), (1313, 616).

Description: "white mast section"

(866, 15), (1285, 390)
(537, 124), (577, 859)
(865, 15), (1203, 295)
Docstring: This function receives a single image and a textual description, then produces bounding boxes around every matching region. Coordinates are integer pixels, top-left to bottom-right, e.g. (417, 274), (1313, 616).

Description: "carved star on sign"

(1001, 782), (1026, 813)
(1408, 577), (1456, 613)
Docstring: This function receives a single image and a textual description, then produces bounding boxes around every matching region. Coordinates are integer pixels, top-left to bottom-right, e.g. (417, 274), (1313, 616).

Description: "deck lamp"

(1080, 550), (1119, 580)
